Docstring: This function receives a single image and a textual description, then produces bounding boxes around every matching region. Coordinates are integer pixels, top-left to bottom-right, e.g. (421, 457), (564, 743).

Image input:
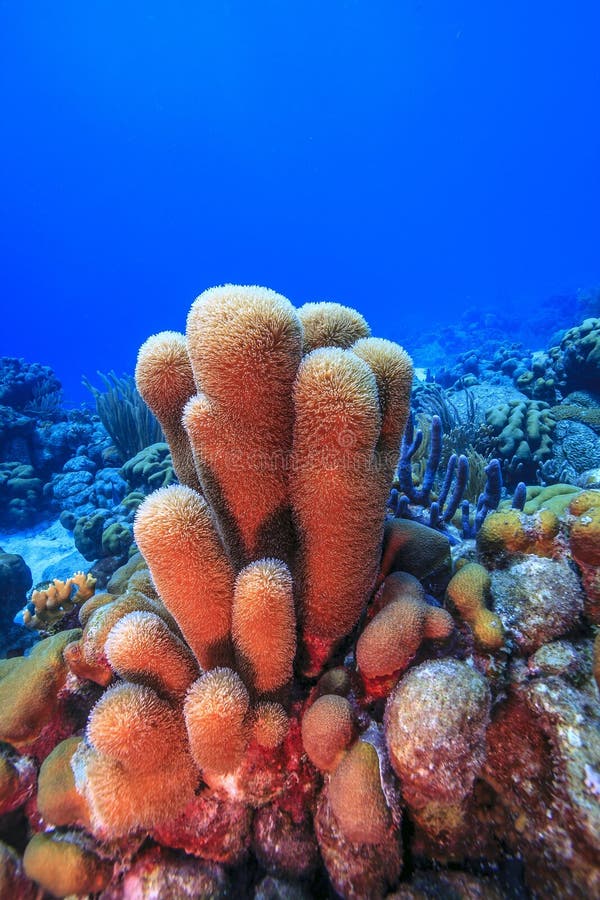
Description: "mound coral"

(569, 494), (600, 566)
(385, 658), (491, 850)
(0, 462), (45, 528)
(36, 737), (90, 829)
(23, 831), (112, 897)
(477, 506), (560, 560)
(379, 517), (452, 582)
(490, 556), (584, 654)
(0, 629), (82, 754)
(548, 316), (600, 393)
(328, 740), (391, 845)
(568, 489), (600, 623)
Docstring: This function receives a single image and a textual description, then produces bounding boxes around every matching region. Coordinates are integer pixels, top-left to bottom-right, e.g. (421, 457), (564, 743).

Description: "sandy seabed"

(0, 518), (88, 586)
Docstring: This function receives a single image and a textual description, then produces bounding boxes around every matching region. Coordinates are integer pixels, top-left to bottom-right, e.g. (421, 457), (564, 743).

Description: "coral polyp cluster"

(0, 285), (599, 898)
(20, 571), (96, 630)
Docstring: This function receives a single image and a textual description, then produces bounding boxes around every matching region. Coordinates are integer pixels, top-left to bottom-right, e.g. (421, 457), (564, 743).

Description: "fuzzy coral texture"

(0, 285), (599, 899)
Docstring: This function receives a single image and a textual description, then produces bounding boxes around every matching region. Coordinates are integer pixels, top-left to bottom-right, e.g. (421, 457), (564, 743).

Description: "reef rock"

(491, 556), (584, 654)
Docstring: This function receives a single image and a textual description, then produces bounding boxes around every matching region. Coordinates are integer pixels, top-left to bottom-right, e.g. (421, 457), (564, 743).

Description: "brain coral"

(486, 398), (556, 485)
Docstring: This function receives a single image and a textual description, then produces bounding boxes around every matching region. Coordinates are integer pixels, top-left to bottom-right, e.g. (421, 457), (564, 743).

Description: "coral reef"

(485, 398), (555, 485)
(0, 358), (108, 528)
(0, 358), (62, 412)
(0, 288), (599, 899)
(414, 306), (600, 407)
(83, 370), (164, 461)
(548, 317), (600, 393)
(0, 548), (33, 657)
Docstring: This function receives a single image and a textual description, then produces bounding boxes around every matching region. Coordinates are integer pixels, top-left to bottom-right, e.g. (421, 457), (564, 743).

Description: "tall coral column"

(184, 285), (303, 567)
(0, 284), (431, 900)
(133, 484), (235, 669)
(290, 342), (413, 671)
(290, 348), (382, 666)
(135, 331), (201, 492)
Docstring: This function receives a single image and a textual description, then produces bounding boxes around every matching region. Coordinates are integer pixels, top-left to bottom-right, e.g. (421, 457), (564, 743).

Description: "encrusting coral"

(20, 571), (96, 630)
(446, 561), (505, 651)
(1, 285), (599, 899)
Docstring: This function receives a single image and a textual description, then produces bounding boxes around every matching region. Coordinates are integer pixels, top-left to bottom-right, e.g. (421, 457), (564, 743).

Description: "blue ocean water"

(1, 1), (599, 405)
